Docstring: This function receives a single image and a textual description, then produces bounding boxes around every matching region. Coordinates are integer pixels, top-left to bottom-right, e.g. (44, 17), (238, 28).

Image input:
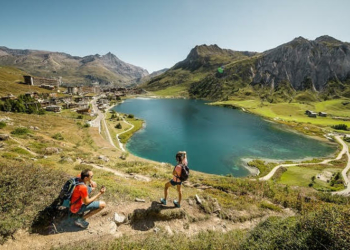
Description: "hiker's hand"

(90, 180), (97, 190)
(100, 186), (106, 194)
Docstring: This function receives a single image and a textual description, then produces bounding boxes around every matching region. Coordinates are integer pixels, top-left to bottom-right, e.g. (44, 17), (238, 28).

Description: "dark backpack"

(58, 177), (84, 208)
(178, 164), (190, 182)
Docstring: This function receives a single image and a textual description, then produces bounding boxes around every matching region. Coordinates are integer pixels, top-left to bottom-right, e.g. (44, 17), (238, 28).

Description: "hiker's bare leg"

(83, 201), (106, 220)
(164, 182), (171, 200)
(177, 184), (182, 204)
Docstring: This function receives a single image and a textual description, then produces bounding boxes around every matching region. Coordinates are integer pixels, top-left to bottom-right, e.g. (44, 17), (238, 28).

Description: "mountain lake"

(113, 98), (336, 177)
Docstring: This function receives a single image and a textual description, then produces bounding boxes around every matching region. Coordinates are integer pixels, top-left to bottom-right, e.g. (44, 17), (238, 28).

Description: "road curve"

(115, 117), (134, 152)
(256, 135), (350, 196)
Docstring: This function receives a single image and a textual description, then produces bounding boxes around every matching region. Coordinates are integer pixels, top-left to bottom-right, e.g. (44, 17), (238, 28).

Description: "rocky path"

(87, 162), (151, 182)
(1, 195), (293, 250)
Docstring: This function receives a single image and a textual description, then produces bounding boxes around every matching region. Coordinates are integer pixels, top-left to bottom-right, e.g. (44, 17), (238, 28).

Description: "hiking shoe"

(173, 200), (181, 208)
(74, 218), (89, 229)
(160, 198), (167, 205)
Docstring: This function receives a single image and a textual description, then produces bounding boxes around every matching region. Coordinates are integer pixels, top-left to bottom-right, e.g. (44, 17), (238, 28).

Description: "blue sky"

(1, 0), (350, 73)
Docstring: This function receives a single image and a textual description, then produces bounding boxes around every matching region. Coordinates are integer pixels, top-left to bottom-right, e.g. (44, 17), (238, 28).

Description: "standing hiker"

(161, 151), (189, 208)
(71, 169), (106, 228)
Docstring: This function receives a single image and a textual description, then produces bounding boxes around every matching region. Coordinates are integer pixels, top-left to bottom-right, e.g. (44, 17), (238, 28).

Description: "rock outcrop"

(252, 35), (350, 91)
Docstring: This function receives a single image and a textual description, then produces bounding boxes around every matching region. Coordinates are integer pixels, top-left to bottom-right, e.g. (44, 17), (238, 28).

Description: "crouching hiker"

(71, 169), (106, 229)
(161, 151), (189, 208)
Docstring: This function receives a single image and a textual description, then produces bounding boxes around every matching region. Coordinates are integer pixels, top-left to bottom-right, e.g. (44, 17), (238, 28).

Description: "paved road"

(89, 97), (117, 148)
(89, 98), (136, 152)
(89, 97), (104, 133)
(257, 135), (350, 196)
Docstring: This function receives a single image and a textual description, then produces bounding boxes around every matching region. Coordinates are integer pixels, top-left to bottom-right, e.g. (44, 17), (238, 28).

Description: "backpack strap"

(70, 182), (85, 206)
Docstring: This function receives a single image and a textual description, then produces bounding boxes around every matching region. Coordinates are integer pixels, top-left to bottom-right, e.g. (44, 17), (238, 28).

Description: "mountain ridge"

(144, 35), (350, 101)
(0, 46), (149, 86)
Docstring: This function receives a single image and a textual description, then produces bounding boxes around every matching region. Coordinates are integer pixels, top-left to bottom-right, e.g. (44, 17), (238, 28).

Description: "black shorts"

(170, 179), (182, 186)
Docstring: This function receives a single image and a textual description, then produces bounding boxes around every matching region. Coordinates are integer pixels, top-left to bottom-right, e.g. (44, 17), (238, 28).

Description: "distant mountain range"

(0, 47), (149, 86)
(144, 35), (350, 101)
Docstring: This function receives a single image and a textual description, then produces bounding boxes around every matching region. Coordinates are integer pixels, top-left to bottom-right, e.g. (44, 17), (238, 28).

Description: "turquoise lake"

(113, 98), (336, 177)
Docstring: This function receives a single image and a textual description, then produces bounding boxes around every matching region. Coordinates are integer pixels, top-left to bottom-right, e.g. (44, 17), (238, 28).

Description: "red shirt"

(70, 184), (88, 213)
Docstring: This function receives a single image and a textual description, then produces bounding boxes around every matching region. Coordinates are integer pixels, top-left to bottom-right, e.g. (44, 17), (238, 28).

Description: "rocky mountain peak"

(315, 35), (342, 45)
(292, 36), (309, 42)
(190, 44), (227, 58)
(101, 52), (120, 62)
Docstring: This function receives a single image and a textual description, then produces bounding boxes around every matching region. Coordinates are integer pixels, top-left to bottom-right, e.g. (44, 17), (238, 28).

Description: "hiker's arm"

(82, 186), (106, 205)
(172, 169), (178, 176)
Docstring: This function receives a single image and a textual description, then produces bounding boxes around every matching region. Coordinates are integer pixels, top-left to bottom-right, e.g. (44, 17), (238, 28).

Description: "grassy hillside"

(0, 66), (53, 96)
(143, 45), (257, 98)
(212, 99), (350, 130)
(0, 105), (349, 249)
(1, 77), (350, 248)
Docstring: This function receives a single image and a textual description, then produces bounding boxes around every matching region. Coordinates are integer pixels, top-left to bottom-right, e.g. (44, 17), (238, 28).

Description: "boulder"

(0, 134), (10, 141)
(60, 156), (73, 163)
(195, 194), (202, 204)
(212, 198), (221, 213)
(165, 225), (173, 236)
(114, 213), (126, 225)
(98, 155), (109, 162)
(135, 198), (146, 203)
(109, 221), (117, 233)
(44, 147), (60, 155)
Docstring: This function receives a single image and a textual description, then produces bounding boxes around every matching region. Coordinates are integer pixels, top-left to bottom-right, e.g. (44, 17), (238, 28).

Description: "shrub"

(0, 162), (68, 243)
(11, 147), (31, 156)
(0, 122), (6, 129)
(0, 95), (42, 114)
(259, 201), (282, 212)
(115, 123), (122, 129)
(11, 127), (30, 135)
(83, 123), (90, 128)
(127, 114), (134, 118)
(242, 206), (350, 249)
(52, 133), (64, 140)
(1, 152), (18, 159)
(332, 124), (348, 131)
(77, 115), (83, 119)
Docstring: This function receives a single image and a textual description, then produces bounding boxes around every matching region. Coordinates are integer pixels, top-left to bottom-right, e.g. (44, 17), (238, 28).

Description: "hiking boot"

(173, 200), (181, 208)
(160, 198), (167, 205)
(74, 218), (89, 229)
